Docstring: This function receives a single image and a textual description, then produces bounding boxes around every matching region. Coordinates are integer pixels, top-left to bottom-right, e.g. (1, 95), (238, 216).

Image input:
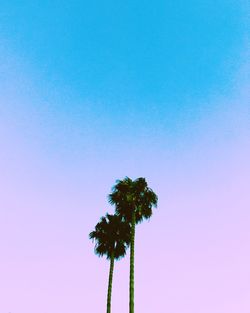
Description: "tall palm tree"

(109, 177), (158, 313)
(89, 213), (130, 313)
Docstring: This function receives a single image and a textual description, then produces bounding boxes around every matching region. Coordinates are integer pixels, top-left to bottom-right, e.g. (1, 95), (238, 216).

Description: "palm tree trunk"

(129, 211), (136, 313)
(107, 253), (115, 313)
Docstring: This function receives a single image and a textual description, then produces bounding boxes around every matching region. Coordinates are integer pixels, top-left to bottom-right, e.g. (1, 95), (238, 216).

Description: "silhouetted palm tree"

(109, 177), (158, 313)
(89, 213), (131, 313)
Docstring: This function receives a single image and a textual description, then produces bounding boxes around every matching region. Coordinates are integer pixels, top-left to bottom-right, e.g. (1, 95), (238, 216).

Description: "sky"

(0, 1), (249, 312)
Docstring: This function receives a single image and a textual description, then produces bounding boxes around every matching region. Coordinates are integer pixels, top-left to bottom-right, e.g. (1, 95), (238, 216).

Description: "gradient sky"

(0, 1), (250, 312)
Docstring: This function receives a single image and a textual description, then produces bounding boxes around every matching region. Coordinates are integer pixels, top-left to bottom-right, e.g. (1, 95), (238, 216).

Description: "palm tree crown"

(108, 177), (158, 224)
(89, 213), (131, 260)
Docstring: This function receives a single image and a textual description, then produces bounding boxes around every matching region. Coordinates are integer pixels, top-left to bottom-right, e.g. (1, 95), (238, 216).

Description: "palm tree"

(89, 213), (131, 313)
(109, 177), (158, 313)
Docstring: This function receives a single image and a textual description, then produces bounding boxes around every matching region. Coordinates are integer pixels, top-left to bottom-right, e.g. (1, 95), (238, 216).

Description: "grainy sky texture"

(0, 1), (250, 312)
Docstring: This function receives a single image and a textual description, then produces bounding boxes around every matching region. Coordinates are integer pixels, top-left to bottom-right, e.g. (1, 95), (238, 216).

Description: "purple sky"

(0, 1), (250, 312)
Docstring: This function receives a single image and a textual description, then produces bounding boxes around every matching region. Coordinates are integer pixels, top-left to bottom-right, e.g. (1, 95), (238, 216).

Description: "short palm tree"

(89, 213), (131, 313)
(109, 177), (158, 313)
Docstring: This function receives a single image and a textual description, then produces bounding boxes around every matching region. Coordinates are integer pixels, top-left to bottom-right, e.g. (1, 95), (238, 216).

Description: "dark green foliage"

(89, 213), (131, 260)
(109, 177), (158, 224)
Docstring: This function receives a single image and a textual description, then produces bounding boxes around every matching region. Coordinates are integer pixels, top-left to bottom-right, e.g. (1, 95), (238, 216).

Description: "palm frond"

(89, 213), (131, 260)
(109, 177), (158, 224)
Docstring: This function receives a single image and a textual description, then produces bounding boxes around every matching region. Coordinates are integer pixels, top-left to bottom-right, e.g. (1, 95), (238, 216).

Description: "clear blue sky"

(1, 0), (244, 103)
(1, 0), (246, 149)
(0, 1), (249, 313)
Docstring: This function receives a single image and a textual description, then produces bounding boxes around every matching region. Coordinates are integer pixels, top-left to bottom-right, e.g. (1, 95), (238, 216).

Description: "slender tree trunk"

(129, 211), (136, 313)
(107, 253), (115, 313)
